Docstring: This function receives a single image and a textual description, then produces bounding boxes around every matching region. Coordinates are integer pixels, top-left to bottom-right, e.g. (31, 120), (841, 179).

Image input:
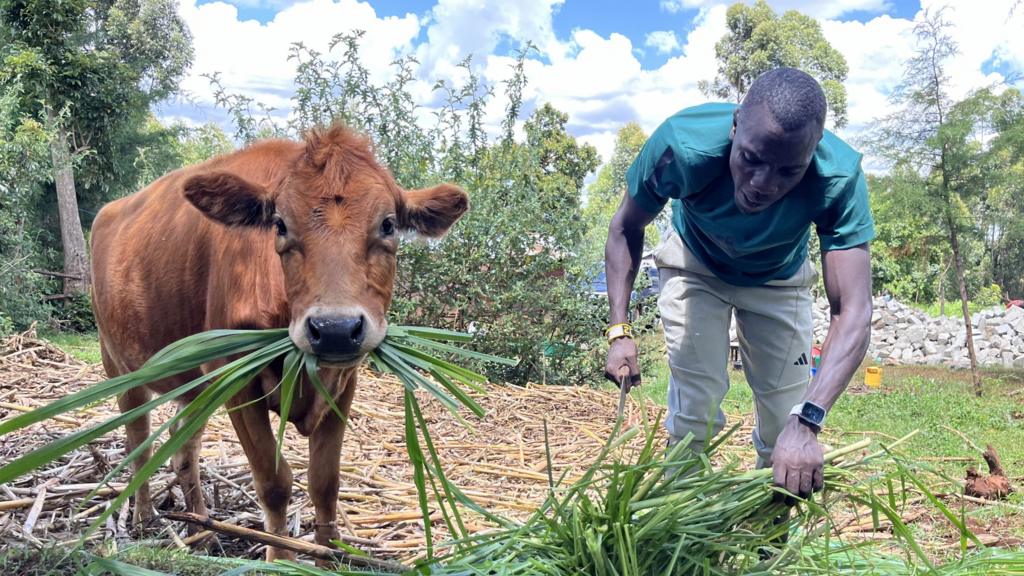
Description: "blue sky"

(171, 0), (1023, 172)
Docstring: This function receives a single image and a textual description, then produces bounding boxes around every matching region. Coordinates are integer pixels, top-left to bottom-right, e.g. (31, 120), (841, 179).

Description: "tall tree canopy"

(700, 0), (849, 128)
(0, 0), (192, 294)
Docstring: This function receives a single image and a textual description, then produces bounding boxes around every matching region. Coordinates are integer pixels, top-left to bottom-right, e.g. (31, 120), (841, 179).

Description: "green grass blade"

(87, 341), (289, 533)
(377, 344), (460, 412)
(404, 390), (434, 560)
(401, 334), (518, 366)
(275, 349), (303, 469)
(303, 354), (348, 426)
(390, 325), (474, 343)
(410, 395), (470, 540)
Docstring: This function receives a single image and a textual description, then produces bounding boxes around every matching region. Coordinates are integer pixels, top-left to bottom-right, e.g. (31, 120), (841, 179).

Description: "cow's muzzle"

(306, 314), (365, 358)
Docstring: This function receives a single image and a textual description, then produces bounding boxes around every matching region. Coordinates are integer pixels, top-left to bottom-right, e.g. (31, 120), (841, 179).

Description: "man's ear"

(183, 172), (275, 227)
(730, 108), (739, 140)
(400, 183), (469, 238)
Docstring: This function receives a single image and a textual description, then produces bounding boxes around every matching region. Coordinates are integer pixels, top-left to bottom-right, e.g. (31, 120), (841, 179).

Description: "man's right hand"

(605, 337), (641, 390)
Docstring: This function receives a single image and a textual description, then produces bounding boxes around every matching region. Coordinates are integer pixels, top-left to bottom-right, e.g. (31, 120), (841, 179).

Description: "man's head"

(729, 67), (826, 214)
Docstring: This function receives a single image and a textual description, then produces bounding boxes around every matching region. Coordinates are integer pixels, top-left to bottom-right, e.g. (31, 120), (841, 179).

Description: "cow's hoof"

(315, 524), (341, 547)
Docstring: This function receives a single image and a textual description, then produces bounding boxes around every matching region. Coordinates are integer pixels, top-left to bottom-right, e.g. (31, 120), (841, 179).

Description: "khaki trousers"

(654, 233), (817, 468)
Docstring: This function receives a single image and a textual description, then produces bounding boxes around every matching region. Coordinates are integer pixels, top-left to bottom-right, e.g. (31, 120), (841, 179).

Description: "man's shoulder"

(813, 130), (864, 182)
(653, 102), (735, 157)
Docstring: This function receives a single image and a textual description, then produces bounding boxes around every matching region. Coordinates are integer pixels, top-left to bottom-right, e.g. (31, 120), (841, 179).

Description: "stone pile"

(812, 297), (1024, 369)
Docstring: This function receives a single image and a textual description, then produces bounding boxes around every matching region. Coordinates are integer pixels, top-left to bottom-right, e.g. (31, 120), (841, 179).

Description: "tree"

(867, 9), (991, 396)
(581, 123), (647, 266)
(699, 0), (849, 128)
(0, 0), (192, 295)
(979, 89), (1024, 299)
(0, 79), (53, 333)
(868, 170), (949, 304)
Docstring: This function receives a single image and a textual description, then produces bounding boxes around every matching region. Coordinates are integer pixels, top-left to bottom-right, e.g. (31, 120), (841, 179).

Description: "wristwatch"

(789, 401), (827, 433)
(605, 323), (633, 343)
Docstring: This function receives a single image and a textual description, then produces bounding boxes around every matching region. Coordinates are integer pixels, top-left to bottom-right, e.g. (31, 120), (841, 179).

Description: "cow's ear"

(183, 172), (275, 228)
(400, 183), (469, 238)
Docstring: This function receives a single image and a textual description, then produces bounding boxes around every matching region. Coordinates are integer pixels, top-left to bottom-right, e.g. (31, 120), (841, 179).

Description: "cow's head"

(183, 125), (468, 366)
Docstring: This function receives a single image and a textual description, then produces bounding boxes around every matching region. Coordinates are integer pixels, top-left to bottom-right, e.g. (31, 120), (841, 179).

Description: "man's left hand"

(772, 415), (824, 499)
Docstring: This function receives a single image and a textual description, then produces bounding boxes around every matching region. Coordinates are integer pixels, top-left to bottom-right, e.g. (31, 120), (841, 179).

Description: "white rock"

(1004, 305), (1024, 323)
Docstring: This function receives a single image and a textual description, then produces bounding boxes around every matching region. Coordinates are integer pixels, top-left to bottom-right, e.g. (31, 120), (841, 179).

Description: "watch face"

(801, 402), (826, 425)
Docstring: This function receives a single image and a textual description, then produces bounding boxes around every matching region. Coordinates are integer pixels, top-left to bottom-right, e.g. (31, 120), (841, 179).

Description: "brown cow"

(90, 125), (468, 560)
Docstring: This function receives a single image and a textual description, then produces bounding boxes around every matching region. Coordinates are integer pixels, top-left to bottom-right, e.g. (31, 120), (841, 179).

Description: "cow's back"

(91, 141), (301, 387)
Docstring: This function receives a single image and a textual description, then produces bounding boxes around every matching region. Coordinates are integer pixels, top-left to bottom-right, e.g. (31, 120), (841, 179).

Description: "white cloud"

(820, 14), (915, 137)
(645, 30), (681, 55)
(660, 0), (709, 13)
(218, 0), (298, 9)
(175, 0), (420, 111)
(416, 0), (564, 82)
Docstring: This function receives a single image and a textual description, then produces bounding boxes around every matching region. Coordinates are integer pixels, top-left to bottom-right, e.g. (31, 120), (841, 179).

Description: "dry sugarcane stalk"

(163, 511), (407, 571)
(22, 478), (57, 535)
(0, 402), (80, 425)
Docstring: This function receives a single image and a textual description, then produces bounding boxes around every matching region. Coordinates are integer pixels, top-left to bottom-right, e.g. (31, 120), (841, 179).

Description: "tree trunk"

(939, 268), (945, 316)
(47, 108), (90, 296)
(947, 210), (982, 396)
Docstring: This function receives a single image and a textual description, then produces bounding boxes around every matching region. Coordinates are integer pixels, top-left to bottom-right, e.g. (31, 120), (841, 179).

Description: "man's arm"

(807, 243), (873, 410)
(604, 192), (659, 386)
(772, 243), (872, 497)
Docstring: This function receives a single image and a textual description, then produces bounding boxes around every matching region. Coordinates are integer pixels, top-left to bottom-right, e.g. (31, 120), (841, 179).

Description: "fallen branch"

(32, 269), (83, 280)
(163, 511), (407, 572)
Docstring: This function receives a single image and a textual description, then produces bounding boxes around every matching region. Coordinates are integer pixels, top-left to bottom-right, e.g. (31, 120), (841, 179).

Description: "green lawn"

(634, 356), (1024, 533)
(40, 330), (103, 364)
(0, 545), (251, 576)
(643, 362), (1022, 470)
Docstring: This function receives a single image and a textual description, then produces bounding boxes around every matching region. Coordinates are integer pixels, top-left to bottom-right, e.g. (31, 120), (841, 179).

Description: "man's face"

(729, 104), (821, 214)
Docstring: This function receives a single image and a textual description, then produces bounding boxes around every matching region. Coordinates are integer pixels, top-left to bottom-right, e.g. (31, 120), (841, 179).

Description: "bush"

(52, 293), (96, 333)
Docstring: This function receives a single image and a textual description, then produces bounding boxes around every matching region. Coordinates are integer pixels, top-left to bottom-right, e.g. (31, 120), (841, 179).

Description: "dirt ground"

(1, 329), (1021, 567)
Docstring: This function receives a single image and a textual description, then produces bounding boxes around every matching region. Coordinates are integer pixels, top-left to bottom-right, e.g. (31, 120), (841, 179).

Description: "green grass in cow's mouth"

(0, 325), (516, 561)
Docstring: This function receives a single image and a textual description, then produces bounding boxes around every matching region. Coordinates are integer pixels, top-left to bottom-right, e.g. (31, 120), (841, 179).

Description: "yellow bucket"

(864, 366), (883, 389)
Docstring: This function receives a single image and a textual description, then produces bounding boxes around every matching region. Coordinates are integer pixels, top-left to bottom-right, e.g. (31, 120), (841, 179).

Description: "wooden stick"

(0, 402), (80, 425)
(163, 511), (407, 572)
(941, 492), (1024, 512)
(942, 424), (984, 454)
(0, 498), (36, 512)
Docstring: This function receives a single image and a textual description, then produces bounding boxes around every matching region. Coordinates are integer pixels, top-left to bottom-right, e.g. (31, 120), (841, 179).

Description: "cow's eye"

(380, 216), (396, 237)
(273, 215), (288, 237)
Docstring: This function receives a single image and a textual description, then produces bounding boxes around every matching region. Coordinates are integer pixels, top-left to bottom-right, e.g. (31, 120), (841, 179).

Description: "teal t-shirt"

(626, 102), (875, 287)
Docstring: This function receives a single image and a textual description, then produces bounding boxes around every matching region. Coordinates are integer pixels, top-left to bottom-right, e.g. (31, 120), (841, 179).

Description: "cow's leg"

(228, 403), (295, 561)
(170, 404), (209, 533)
(308, 373), (357, 565)
(118, 386), (155, 529)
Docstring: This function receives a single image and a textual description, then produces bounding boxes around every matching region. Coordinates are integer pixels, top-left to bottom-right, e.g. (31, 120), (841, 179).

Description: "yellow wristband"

(605, 323), (633, 343)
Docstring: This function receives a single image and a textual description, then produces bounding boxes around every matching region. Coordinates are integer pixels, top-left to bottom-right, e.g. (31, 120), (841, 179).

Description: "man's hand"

(772, 416), (824, 499)
(605, 337), (641, 390)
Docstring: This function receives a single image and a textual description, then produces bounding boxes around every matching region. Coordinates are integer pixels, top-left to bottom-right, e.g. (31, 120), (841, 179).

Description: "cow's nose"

(306, 314), (365, 356)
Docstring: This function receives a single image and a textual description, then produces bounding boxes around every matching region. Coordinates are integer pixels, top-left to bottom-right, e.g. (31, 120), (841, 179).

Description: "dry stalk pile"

(0, 329), (690, 562)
